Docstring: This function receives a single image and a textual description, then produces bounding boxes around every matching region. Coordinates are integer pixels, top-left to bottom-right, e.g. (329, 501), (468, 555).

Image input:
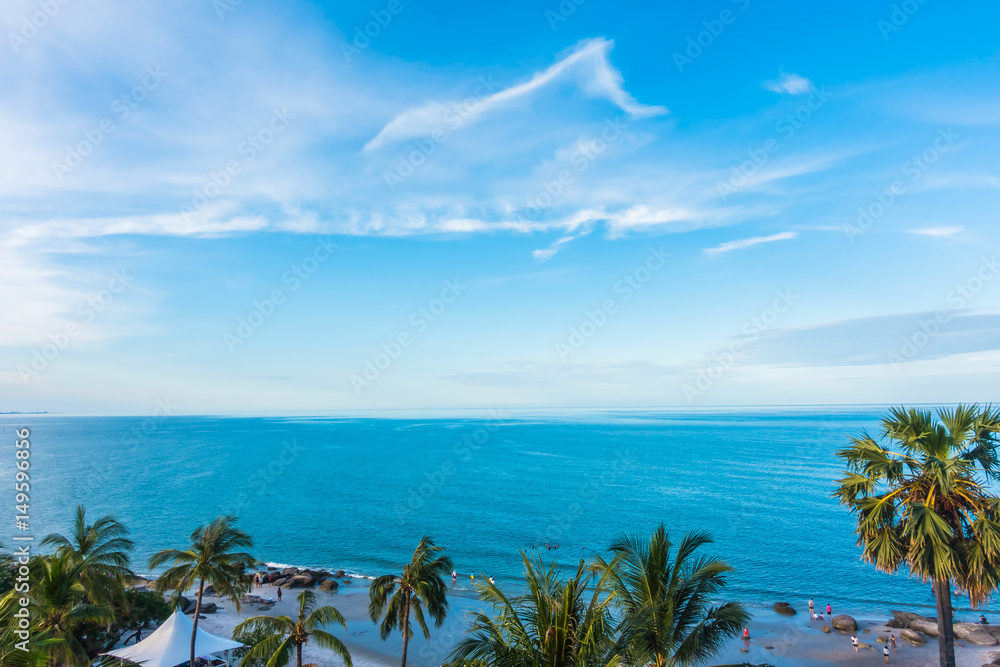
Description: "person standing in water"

(826, 603), (832, 617)
(889, 634), (896, 652)
(452, 570), (457, 582)
(850, 636), (858, 652)
(883, 645), (890, 663)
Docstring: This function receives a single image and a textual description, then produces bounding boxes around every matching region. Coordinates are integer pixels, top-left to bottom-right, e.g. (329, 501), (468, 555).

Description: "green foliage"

(233, 624), (278, 667)
(148, 515), (256, 667)
(595, 526), (749, 667)
(835, 404), (1000, 667)
(234, 589), (352, 667)
(41, 505), (135, 609)
(76, 589), (171, 655)
(451, 554), (620, 667)
(369, 535), (453, 667)
(451, 528), (747, 667)
(22, 552), (116, 665)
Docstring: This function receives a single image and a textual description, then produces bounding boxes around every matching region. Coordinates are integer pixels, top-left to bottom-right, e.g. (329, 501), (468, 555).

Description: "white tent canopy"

(104, 610), (243, 667)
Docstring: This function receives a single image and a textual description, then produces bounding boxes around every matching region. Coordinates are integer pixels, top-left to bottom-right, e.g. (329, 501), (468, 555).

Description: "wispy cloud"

(532, 227), (593, 262)
(906, 226), (963, 237)
(704, 231), (798, 255)
(363, 38), (668, 152)
(764, 73), (813, 95)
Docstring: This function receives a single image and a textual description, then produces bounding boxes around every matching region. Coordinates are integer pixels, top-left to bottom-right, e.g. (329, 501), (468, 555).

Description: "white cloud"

(764, 73), (813, 95)
(363, 38), (668, 152)
(704, 231), (798, 255)
(906, 226), (963, 237)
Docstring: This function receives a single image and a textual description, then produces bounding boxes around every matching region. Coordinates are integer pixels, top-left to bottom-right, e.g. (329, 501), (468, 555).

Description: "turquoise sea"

(1, 407), (987, 619)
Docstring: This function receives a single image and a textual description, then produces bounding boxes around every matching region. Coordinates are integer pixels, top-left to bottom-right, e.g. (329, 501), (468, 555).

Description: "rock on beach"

(831, 615), (858, 632)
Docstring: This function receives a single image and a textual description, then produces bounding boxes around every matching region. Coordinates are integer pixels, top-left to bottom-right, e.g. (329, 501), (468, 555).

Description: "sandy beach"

(183, 580), (1000, 667)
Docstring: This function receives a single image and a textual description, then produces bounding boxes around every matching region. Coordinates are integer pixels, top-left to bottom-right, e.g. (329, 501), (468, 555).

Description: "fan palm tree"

(368, 535), (452, 667)
(234, 589), (353, 667)
(24, 553), (115, 666)
(835, 404), (1000, 667)
(41, 506), (135, 607)
(593, 526), (749, 667)
(148, 515), (256, 667)
(449, 553), (620, 667)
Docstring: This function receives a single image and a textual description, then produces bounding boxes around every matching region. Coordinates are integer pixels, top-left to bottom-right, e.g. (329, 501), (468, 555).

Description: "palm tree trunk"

(934, 578), (956, 667)
(191, 578), (205, 667)
(400, 590), (411, 667)
(297, 641), (303, 667)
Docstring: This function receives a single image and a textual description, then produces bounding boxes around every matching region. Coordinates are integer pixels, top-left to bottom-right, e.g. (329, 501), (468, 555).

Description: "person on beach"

(826, 603), (832, 617)
(277, 587), (282, 601)
(883, 645), (890, 663)
(851, 635), (858, 652)
(489, 576), (494, 584)
(889, 634), (896, 652)
(808, 598), (814, 614)
(982, 614), (990, 625)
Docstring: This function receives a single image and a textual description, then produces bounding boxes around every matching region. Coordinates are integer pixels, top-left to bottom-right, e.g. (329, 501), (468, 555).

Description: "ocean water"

(1, 407), (985, 618)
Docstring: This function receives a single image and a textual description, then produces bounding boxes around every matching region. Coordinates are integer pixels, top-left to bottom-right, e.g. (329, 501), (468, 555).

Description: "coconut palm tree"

(368, 535), (452, 667)
(24, 553), (115, 666)
(148, 515), (256, 667)
(41, 506), (135, 607)
(593, 526), (749, 667)
(449, 553), (620, 667)
(234, 589), (353, 667)
(835, 404), (1000, 667)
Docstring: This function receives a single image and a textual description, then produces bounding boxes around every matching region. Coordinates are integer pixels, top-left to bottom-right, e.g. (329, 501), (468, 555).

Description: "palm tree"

(148, 515), (256, 667)
(835, 404), (1000, 667)
(23, 553), (115, 666)
(593, 526), (749, 667)
(234, 589), (353, 667)
(41, 506), (135, 606)
(450, 553), (620, 667)
(368, 536), (452, 667)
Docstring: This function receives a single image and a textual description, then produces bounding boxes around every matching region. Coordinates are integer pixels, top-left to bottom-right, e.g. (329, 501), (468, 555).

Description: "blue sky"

(1, 0), (998, 414)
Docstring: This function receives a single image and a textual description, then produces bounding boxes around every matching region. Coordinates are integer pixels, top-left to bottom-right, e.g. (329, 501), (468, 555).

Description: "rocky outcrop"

(891, 610), (924, 625)
(955, 623), (999, 646)
(288, 574), (316, 588)
(876, 635), (888, 643)
(773, 602), (796, 616)
(243, 594), (275, 606)
(858, 642), (874, 650)
(900, 628), (926, 644)
(831, 615), (858, 632)
(891, 611), (940, 637)
(909, 618), (940, 636)
(281, 567), (300, 576)
(821, 626), (831, 633)
(318, 579), (339, 592)
(199, 602), (218, 614)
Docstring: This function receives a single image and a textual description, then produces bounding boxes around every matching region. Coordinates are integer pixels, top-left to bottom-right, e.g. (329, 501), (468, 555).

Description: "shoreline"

(138, 575), (1000, 667)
